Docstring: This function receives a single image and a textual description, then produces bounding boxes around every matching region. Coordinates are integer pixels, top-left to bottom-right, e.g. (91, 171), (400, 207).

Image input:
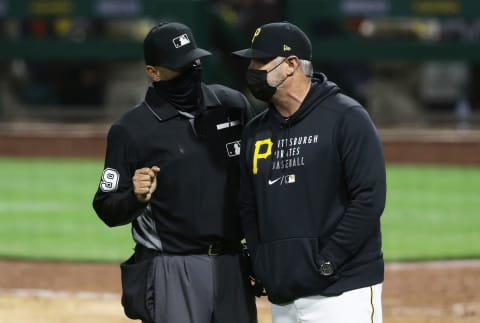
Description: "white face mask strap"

(266, 57), (288, 73)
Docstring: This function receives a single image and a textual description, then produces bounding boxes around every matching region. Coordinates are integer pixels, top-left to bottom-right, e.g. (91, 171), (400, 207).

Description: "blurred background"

(0, 3), (479, 322)
(0, 0), (480, 129)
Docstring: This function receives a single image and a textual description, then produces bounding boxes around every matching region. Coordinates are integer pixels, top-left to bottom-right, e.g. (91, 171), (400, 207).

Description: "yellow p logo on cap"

(252, 28), (261, 43)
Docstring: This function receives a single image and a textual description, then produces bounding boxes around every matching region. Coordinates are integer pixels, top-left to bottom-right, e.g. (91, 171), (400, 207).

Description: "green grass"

(383, 165), (480, 261)
(0, 158), (133, 262)
(0, 157), (479, 262)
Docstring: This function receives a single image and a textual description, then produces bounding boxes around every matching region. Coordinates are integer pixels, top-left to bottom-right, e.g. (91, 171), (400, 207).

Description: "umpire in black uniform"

(93, 21), (257, 323)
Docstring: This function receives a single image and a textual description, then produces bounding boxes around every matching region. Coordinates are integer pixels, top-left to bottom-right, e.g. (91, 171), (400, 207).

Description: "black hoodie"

(239, 73), (386, 304)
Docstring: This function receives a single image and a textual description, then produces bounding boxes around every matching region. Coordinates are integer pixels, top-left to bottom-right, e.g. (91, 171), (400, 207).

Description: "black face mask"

(245, 58), (288, 102)
(153, 65), (202, 112)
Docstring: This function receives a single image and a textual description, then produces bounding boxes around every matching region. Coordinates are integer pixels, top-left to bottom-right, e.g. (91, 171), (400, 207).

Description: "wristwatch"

(319, 261), (335, 276)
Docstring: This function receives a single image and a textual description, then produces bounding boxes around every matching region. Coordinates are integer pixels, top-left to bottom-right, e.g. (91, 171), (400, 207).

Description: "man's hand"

(242, 244), (268, 297)
(250, 276), (268, 297)
(132, 166), (160, 202)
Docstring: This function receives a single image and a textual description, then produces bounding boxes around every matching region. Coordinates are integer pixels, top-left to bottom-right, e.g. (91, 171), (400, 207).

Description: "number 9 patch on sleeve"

(100, 168), (120, 192)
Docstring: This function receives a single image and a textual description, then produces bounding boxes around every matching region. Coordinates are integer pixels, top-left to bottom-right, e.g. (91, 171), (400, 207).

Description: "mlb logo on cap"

(173, 34), (191, 48)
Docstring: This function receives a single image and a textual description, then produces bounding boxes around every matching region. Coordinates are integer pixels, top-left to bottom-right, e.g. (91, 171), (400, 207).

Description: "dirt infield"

(0, 259), (479, 323)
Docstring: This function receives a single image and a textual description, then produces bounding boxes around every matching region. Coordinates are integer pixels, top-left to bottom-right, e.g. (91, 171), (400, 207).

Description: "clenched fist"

(132, 166), (160, 202)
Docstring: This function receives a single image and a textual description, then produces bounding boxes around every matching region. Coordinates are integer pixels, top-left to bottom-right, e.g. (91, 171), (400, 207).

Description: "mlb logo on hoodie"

(285, 174), (296, 184)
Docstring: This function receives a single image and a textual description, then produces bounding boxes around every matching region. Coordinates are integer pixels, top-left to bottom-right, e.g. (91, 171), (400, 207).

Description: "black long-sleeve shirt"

(93, 83), (254, 253)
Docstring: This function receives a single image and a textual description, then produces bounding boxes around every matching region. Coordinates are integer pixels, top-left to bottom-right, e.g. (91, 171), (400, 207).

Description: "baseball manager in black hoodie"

(233, 21), (387, 323)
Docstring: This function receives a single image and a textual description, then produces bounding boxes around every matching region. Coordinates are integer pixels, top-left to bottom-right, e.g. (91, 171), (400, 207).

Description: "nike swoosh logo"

(268, 177), (282, 185)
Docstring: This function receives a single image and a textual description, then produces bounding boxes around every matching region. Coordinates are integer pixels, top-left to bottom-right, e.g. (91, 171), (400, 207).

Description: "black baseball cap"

(232, 21), (312, 61)
(143, 22), (212, 69)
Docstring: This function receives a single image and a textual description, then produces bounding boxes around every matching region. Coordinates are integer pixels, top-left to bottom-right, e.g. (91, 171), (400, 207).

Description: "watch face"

(320, 262), (334, 276)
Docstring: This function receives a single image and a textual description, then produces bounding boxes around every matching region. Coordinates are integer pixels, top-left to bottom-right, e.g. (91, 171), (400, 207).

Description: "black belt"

(202, 241), (240, 256)
(135, 241), (240, 260)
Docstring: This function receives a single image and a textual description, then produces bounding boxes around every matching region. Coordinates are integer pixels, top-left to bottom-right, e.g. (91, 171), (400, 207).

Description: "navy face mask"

(245, 58), (288, 102)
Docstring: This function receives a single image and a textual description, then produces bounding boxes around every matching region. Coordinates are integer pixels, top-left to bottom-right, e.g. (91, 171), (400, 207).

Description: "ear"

(146, 65), (161, 81)
(286, 56), (299, 76)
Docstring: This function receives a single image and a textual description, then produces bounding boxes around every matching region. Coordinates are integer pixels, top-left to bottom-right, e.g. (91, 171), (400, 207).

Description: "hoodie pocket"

(253, 238), (338, 304)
